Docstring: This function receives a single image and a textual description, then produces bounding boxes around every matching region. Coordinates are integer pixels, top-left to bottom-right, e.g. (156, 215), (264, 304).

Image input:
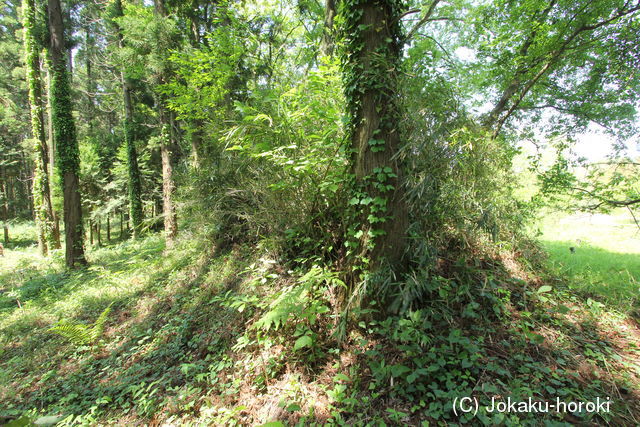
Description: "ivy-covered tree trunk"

(48, 0), (86, 268)
(342, 0), (408, 271)
(122, 79), (144, 239)
(23, 0), (59, 255)
(44, 64), (62, 249)
(111, 0), (143, 238)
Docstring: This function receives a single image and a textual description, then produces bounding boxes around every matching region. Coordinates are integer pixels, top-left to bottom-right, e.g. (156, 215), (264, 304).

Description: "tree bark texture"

(1, 172), (9, 244)
(343, 0), (408, 269)
(48, 0), (86, 268)
(321, 0), (337, 56)
(154, 0), (178, 246)
(159, 105), (178, 246)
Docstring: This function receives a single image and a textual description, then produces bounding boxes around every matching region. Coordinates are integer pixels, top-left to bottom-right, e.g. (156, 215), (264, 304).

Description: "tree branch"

(487, 0), (640, 137)
(405, 0), (441, 42)
(571, 186), (640, 208)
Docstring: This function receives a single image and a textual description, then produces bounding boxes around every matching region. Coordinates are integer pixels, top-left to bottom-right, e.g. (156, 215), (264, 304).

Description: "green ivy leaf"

(294, 335), (313, 350)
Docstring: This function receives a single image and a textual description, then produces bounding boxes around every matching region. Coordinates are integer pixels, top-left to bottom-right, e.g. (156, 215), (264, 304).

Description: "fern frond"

(49, 321), (92, 346)
(254, 267), (337, 332)
(90, 303), (113, 342)
(49, 303), (113, 347)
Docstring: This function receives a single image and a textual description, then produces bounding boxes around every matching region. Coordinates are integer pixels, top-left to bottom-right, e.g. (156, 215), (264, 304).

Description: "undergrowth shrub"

(179, 63), (348, 262)
(252, 267), (343, 361)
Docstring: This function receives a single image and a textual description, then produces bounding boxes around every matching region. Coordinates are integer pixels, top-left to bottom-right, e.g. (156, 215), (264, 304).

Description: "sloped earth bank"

(1, 231), (639, 425)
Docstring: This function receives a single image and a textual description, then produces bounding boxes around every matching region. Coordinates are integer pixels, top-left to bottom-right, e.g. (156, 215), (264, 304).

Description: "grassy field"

(535, 209), (640, 313)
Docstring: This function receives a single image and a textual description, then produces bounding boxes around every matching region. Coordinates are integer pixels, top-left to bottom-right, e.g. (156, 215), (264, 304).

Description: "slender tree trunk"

(160, 111), (178, 246)
(342, 0), (408, 270)
(154, 0), (178, 246)
(48, 0), (86, 268)
(191, 120), (203, 168)
(46, 68), (55, 177)
(97, 220), (101, 246)
(10, 174), (22, 218)
(123, 78), (143, 238)
(321, 0), (337, 57)
(89, 218), (94, 245)
(45, 64), (62, 249)
(23, 0), (59, 255)
(1, 172), (9, 244)
(85, 24), (95, 136)
(111, 0), (143, 238)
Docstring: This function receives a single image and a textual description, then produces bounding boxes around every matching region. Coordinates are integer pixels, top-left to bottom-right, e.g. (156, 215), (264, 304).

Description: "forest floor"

(1, 218), (639, 426)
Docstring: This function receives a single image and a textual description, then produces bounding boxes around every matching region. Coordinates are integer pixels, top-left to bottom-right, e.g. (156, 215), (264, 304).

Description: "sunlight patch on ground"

(538, 210), (640, 254)
(536, 209), (640, 311)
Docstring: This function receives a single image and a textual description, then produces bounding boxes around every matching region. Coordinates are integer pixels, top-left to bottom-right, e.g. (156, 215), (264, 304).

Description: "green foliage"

(4, 0), (640, 424)
(49, 303), (113, 346)
(535, 142), (640, 220)
(163, 9), (246, 123)
(180, 61), (347, 262)
(465, 0), (640, 138)
(254, 267), (339, 333)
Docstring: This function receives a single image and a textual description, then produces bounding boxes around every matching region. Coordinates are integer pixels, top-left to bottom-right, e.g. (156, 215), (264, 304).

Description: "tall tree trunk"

(45, 65), (62, 249)
(48, 0), (86, 268)
(123, 69), (143, 239)
(1, 171), (9, 244)
(321, 0), (337, 57)
(106, 212), (111, 242)
(190, 120), (203, 169)
(342, 0), (408, 271)
(111, 0), (143, 238)
(85, 22), (95, 136)
(23, 0), (59, 255)
(159, 106), (178, 245)
(154, 0), (178, 246)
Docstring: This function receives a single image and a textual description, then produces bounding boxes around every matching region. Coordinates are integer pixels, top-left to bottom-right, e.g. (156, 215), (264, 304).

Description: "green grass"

(0, 223), (262, 425)
(2, 221), (640, 425)
(536, 209), (640, 312)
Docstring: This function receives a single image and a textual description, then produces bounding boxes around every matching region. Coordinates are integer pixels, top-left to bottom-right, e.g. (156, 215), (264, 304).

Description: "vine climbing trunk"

(48, 0), (86, 267)
(342, 0), (408, 271)
(45, 64), (62, 249)
(123, 78), (143, 238)
(110, 0), (143, 238)
(23, 0), (59, 255)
